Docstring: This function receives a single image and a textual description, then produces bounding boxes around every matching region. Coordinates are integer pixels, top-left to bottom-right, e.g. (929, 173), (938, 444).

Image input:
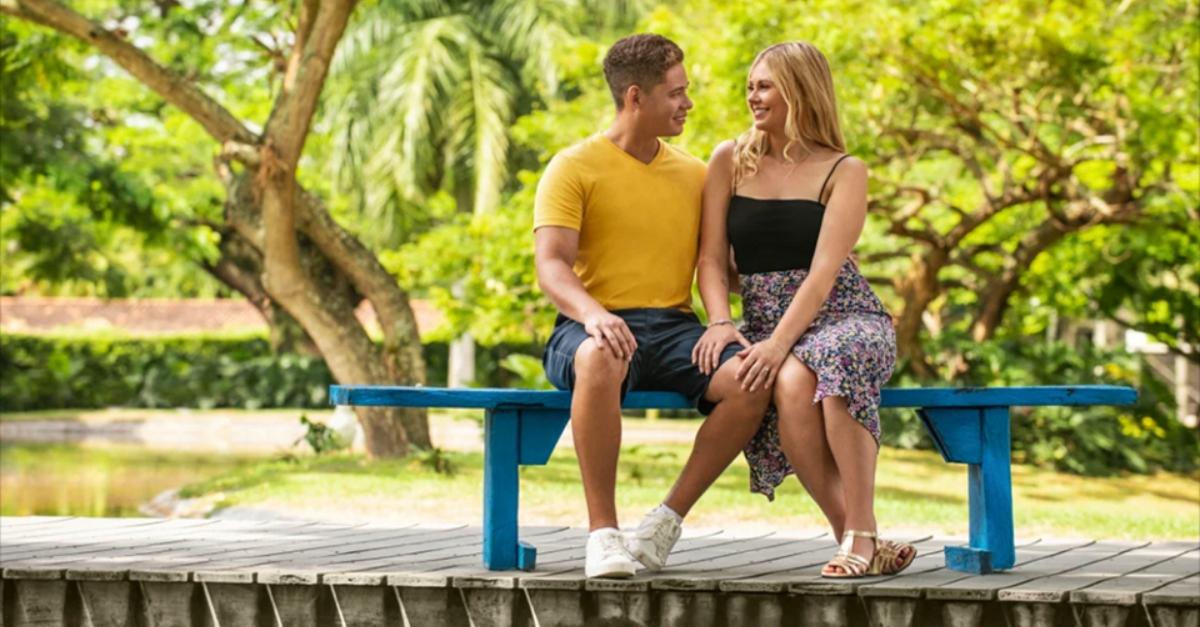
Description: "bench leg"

(946, 406), (1015, 573)
(483, 408), (521, 570)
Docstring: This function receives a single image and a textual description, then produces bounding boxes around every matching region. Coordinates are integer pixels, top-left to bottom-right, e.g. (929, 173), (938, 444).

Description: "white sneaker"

(585, 528), (639, 578)
(627, 507), (682, 571)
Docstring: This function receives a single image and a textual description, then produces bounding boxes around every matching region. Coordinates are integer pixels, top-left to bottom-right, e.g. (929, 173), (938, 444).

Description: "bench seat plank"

(330, 385), (1137, 410)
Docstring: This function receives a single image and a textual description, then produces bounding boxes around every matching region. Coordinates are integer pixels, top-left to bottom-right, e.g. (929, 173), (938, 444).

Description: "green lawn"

(183, 428), (1200, 540)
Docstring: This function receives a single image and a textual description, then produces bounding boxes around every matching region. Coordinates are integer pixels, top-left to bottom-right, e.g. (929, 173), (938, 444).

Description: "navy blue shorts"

(542, 308), (743, 415)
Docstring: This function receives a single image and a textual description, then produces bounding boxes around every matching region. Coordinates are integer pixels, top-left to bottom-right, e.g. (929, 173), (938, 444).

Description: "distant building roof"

(0, 297), (444, 338)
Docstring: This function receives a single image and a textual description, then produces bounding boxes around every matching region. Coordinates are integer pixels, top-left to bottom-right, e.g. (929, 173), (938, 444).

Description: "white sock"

(655, 504), (683, 524)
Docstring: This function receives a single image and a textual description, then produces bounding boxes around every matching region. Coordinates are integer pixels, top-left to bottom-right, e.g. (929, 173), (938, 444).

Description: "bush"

(884, 335), (1199, 476)
(0, 332), (542, 412)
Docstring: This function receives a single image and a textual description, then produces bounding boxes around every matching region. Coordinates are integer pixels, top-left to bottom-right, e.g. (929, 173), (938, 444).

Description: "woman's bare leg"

(773, 357), (846, 540)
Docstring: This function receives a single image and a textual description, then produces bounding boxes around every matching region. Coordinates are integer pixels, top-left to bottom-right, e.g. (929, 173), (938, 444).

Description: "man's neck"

(604, 118), (660, 164)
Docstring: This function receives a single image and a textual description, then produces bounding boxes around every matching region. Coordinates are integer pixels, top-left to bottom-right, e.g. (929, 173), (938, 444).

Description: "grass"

(182, 425), (1200, 540)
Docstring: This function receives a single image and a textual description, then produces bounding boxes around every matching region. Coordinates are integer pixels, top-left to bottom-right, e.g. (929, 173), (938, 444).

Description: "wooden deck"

(1, 517), (1196, 627)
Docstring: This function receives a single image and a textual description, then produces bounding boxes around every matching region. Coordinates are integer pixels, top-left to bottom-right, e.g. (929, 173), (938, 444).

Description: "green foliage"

(0, 333), (542, 411)
(500, 353), (552, 390)
(295, 414), (348, 454)
(886, 334), (1199, 476)
(411, 447), (458, 476)
(0, 14), (230, 298)
(324, 0), (648, 248)
(0, 333), (332, 411)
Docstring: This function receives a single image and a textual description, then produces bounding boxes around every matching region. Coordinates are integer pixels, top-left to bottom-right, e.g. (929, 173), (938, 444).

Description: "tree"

(859, 0), (1197, 376)
(3, 0), (429, 456)
(323, 0), (644, 385)
(479, 0), (1198, 382)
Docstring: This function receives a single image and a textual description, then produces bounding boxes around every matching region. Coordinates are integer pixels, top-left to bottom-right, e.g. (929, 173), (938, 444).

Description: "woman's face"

(746, 62), (787, 133)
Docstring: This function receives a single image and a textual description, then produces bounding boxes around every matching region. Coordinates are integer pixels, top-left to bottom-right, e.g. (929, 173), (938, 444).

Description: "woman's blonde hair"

(732, 42), (845, 188)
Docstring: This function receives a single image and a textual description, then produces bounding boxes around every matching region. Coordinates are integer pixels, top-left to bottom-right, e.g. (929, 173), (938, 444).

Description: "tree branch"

(1, 0), (257, 145)
(264, 0), (354, 166)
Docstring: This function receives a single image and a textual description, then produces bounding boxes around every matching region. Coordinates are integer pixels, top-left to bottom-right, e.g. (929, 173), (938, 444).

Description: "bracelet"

(707, 319), (734, 328)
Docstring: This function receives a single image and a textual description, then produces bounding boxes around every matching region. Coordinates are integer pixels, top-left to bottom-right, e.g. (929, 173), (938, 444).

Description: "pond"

(0, 442), (260, 517)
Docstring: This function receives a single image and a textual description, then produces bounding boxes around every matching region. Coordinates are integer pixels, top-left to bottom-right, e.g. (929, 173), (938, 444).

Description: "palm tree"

(326, 0), (646, 239)
(325, 0), (645, 385)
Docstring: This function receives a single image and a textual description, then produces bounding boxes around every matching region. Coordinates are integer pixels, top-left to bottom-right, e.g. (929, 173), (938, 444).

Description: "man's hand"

(583, 310), (638, 361)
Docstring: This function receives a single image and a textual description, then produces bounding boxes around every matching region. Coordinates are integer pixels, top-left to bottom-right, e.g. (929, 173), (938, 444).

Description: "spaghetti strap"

(817, 154), (851, 204)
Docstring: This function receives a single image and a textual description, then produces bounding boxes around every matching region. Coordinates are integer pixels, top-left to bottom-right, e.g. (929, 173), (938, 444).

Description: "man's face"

(637, 63), (693, 137)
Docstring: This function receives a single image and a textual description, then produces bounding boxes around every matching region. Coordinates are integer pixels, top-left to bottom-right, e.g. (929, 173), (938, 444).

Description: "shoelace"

(637, 512), (677, 543)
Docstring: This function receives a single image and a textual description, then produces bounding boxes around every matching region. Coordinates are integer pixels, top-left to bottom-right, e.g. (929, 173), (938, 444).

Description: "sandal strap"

(826, 552), (870, 576)
(843, 529), (878, 539)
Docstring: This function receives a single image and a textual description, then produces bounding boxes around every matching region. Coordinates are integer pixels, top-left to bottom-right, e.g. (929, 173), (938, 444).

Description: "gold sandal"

(878, 538), (917, 575)
(821, 529), (879, 578)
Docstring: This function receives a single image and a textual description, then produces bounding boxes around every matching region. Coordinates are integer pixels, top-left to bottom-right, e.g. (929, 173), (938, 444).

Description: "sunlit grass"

(184, 431), (1199, 540)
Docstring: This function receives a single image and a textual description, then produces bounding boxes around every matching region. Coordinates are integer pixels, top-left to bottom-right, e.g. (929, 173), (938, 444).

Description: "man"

(534, 33), (771, 578)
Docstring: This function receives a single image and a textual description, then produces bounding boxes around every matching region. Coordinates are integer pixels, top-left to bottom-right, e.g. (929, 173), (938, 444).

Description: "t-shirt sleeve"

(533, 154), (585, 231)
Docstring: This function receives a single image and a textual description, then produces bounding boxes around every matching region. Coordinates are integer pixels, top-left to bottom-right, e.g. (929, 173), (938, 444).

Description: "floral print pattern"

(740, 260), (897, 500)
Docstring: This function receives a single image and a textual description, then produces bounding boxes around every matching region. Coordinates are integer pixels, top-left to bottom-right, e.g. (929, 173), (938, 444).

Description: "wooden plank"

(378, 529), (585, 587)
(925, 541), (1150, 601)
(650, 533), (832, 592)
(297, 526), (569, 576)
(999, 541), (1196, 603)
(329, 384), (1136, 410)
(858, 539), (1094, 598)
(0, 519), (222, 563)
(856, 538), (998, 599)
(1070, 548), (1200, 606)
(0, 517), (166, 545)
(1142, 574), (1200, 607)
(127, 523), (463, 577)
(718, 536), (940, 594)
(2, 519), (317, 567)
(515, 529), (730, 590)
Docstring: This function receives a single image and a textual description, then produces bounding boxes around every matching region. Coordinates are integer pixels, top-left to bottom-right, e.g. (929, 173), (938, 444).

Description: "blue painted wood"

(944, 545), (993, 574)
(918, 408), (982, 464)
(517, 408), (571, 465)
(966, 406), (1015, 570)
(482, 409), (519, 570)
(330, 383), (1134, 572)
(517, 542), (537, 571)
(329, 384), (1136, 410)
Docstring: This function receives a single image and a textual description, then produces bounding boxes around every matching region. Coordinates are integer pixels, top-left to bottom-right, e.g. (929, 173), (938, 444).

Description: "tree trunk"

(1, 0), (430, 458)
(892, 248), (947, 379)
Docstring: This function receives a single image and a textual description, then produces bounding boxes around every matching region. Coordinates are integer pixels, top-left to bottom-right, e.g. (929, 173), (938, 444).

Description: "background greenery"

(2, 0), (1196, 473)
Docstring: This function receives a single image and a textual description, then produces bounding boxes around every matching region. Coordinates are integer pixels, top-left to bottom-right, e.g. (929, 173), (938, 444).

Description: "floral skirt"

(740, 261), (896, 500)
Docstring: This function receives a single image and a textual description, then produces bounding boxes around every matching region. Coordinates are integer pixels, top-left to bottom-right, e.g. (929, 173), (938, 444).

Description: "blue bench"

(329, 385), (1136, 574)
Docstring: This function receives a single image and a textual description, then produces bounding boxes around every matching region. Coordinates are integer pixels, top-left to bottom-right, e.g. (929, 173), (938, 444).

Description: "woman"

(691, 41), (915, 577)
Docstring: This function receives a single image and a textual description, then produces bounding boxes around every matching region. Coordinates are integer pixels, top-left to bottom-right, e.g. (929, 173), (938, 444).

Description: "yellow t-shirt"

(534, 134), (707, 311)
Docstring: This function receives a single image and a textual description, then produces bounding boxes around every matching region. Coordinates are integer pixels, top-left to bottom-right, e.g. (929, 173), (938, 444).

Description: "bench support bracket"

(922, 406), (1015, 573)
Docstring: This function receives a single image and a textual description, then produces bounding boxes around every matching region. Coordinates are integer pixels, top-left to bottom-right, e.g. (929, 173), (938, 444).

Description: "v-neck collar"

(599, 134), (666, 167)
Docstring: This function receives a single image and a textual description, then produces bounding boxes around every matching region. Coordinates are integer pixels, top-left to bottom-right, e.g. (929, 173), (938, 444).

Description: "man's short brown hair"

(603, 34), (684, 110)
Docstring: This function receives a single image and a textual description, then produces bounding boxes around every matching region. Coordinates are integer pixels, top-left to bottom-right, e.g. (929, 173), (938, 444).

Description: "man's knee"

(574, 338), (629, 385)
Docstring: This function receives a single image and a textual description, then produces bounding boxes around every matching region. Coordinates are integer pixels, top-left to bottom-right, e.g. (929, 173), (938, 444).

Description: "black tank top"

(727, 155), (849, 274)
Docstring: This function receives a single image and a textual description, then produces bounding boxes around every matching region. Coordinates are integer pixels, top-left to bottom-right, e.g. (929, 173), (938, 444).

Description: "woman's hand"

(691, 323), (750, 375)
(735, 337), (790, 392)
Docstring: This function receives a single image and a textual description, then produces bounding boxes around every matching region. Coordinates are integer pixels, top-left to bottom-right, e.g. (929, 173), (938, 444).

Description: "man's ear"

(624, 84), (641, 111)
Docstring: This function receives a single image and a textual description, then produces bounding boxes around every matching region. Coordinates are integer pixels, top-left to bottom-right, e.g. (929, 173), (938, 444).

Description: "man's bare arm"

(535, 226), (637, 360)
